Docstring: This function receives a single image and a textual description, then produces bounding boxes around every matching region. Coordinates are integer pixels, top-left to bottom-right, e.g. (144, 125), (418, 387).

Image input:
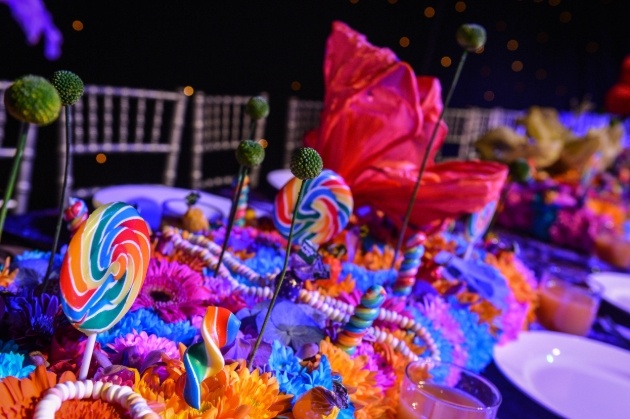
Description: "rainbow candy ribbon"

(336, 285), (386, 354)
(183, 306), (241, 409)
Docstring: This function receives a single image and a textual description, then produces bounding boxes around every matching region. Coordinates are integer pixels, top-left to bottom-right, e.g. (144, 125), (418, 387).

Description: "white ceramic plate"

(494, 330), (630, 419)
(92, 184), (231, 218)
(266, 169), (293, 190)
(588, 272), (630, 314)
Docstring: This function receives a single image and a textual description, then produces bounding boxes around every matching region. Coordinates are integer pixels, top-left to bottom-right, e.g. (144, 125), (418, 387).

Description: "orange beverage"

(536, 276), (601, 336)
(398, 360), (501, 419)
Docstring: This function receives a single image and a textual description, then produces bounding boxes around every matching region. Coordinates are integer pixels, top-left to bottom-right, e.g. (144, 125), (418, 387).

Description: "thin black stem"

(43, 106), (72, 288)
(247, 179), (306, 369)
(214, 165), (247, 277)
(248, 119), (257, 141)
(392, 50), (469, 268)
(0, 122), (29, 243)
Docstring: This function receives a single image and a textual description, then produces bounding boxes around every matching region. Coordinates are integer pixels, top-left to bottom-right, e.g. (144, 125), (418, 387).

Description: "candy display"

(183, 306), (241, 409)
(274, 169), (353, 245)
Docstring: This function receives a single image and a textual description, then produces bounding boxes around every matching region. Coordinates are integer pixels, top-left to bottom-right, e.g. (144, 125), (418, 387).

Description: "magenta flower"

(107, 330), (179, 369)
(131, 258), (212, 322)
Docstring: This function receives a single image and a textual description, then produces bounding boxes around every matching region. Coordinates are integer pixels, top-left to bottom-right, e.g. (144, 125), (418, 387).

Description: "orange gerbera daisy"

(304, 257), (355, 298)
(319, 339), (388, 419)
(135, 355), (186, 406)
(55, 399), (128, 418)
(0, 365), (75, 418)
(161, 361), (292, 419)
(0, 256), (17, 288)
(353, 245), (395, 271)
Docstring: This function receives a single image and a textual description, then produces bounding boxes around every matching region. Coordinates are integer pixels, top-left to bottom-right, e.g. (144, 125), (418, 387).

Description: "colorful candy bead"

(63, 197), (88, 237)
(234, 173), (250, 227)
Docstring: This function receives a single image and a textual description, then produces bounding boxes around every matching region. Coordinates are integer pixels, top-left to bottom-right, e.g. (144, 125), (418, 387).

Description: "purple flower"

(6, 292), (60, 350)
(2, 0), (62, 59)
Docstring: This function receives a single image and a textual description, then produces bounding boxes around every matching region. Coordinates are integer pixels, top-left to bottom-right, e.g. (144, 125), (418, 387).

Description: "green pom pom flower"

(51, 70), (84, 106)
(456, 24), (487, 52)
(236, 140), (265, 167)
(245, 96), (270, 120)
(290, 147), (323, 180)
(4, 75), (61, 126)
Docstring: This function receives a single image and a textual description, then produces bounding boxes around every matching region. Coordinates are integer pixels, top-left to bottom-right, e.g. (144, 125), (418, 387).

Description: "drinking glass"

(536, 272), (602, 336)
(397, 359), (502, 419)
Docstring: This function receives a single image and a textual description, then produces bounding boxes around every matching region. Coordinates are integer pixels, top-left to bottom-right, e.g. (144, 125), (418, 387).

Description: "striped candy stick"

(183, 306), (241, 409)
(336, 285), (387, 354)
(234, 173), (250, 227)
(393, 232), (426, 296)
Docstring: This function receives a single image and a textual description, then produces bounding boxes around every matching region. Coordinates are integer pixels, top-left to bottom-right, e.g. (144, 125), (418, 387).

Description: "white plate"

(92, 184), (231, 218)
(266, 169), (293, 190)
(588, 272), (630, 314)
(494, 330), (630, 419)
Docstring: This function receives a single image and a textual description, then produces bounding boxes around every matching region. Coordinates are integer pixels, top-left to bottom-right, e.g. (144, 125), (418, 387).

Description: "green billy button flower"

(235, 140), (265, 167)
(456, 24), (487, 52)
(4, 75), (61, 126)
(51, 70), (84, 106)
(290, 147), (323, 180)
(245, 96), (269, 120)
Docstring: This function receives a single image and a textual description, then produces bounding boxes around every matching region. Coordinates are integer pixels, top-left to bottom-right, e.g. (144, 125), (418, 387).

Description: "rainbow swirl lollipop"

(183, 306), (241, 409)
(60, 202), (151, 335)
(274, 169), (353, 245)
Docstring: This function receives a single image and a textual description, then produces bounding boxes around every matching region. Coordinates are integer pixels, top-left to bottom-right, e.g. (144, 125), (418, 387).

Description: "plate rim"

(588, 271), (630, 314)
(494, 330), (630, 419)
(266, 169), (293, 190)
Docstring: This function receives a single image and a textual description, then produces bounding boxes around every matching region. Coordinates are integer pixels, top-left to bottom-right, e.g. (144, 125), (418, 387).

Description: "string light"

(559, 11), (572, 23)
(424, 7), (435, 18)
(511, 60), (524, 72)
(399, 37), (410, 47)
(291, 81), (302, 91)
(507, 40), (519, 51)
(440, 56), (452, 67)
(455, 1), (466, 12)
(183, 86), (194, 96)
(96, 153), (107, 164)
(535, 68), (548, 80)
(72, 20), (84, 31)
(484, 91), (495, 102)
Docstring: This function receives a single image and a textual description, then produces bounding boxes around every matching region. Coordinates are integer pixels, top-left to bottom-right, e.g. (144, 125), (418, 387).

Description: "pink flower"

(132, 258), (212, 322)
(107, 330), (180, 369)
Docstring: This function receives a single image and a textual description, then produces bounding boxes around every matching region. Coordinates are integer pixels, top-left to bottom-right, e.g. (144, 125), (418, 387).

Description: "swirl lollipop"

(60, 201), (151, 379)
(336, 285), (386, 354)
(274, 169), (353, 245)
(63, 197), (89, 237)
(183, 306), (241, 409)
(463, 200), (497, 260)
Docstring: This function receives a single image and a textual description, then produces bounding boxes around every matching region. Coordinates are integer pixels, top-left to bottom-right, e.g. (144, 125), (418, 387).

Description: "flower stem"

(214, 165), (247, 277)
(392, 50), (469, 268)
(43, 106), (72, 289)
(0, 122), (29, 243)
(247, 179), (306, 369)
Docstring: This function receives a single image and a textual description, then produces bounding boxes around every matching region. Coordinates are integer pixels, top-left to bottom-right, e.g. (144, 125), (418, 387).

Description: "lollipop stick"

(43, 106), (72, 290)
(214, 165), (247, 277)
(247, 179), (306, 369)
(78, 333), (97, 380)
(392, 50), (469, 268)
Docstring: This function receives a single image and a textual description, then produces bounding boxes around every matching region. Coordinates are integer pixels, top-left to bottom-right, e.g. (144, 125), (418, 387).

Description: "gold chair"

(57, 84), (188, 200)
(0, 80), (38, 214)
(190, 91), (269, 190)
(283, 96), (323, 168)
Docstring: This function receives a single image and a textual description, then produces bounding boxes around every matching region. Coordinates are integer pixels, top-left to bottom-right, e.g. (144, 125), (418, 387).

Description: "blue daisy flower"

(0, 339), (35, 379)
(340, 263), (396, 293)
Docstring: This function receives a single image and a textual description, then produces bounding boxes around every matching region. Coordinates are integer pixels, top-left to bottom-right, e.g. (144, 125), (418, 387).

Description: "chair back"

(191, 91), (268, 189)
(0, 80), (38, 214)
(58, 85), (188, 200)
(283, 96), (323, 168)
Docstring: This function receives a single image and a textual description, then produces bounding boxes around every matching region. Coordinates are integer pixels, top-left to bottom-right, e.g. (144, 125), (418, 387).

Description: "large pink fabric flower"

(305, 22), (507, 233)
(131, 258), (212, 322)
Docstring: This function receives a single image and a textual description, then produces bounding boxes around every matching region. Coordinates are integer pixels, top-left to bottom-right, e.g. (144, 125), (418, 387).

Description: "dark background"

(1, 0), (630, 209)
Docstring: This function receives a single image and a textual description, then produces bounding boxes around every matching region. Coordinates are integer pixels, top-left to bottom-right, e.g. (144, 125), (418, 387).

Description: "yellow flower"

(319, 339), (389, 419)
(161, 361), (291, 419)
